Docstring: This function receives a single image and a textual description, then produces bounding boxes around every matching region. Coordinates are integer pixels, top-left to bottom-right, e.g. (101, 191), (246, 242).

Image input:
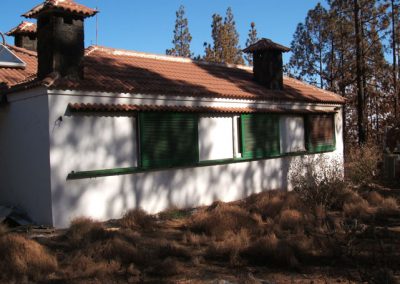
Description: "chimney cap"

(243, 38), (290, 53)
(6, 22), (37, 36)
(23, 0), (98, 19)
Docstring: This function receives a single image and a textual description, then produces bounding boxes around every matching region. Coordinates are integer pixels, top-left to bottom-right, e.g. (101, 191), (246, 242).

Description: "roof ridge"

(88, 45), (253, 71)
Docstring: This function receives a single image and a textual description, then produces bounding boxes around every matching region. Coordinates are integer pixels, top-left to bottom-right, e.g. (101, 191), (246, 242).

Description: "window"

(139, 112), (198, 168)
(241, 114), (280, 159)
(306, 114), (335, 153)
(280, 116), (306, 154)
(198, 115), (235, 161)
(65, 115), (138, 172)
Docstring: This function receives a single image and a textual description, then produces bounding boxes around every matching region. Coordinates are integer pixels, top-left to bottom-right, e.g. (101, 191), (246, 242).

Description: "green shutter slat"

(241, 114), (280, 159)
(139, 112), (198, 168)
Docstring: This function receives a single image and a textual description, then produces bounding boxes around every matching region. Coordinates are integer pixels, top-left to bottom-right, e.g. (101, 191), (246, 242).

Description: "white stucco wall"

(48, 92), (344, 228)
(198, 115), (235, 161)
(0, 91), (53, 225)
(280, 116), (306, 154)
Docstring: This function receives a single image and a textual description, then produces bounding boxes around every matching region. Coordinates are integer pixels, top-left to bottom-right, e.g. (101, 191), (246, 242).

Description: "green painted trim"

(67, 167), (140, 180)
(67, 150), (317, 180)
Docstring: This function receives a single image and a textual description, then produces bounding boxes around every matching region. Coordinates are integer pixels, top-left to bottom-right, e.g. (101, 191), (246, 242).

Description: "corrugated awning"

(68, 103), (337, 115)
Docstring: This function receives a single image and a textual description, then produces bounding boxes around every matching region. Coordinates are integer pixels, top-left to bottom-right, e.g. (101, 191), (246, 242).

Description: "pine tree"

(288, 3), (329, 88)
(245, 22), (259, 66)
(289, 0), (393, 144)
(166, 5), (192, 58)
(203, 7), (244, 64)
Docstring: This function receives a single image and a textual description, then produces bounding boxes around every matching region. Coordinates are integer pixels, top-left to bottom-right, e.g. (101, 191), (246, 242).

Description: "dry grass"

(0, 223), (8, 236)
(148, 258), (185, 277)
(1, 184), (398, 282)
(343, 199), (374, 220)
(278, 209), (303, 231)
(182, 231), (209, 246)
(63, 253), (121, 280)
(205, 229), (251, 266)
(242, 233), (299, 268)
(0, 233), (57, 281)
(120, 208), (156, 230)
(378, 197), (399, 215)
(156, 239), (192, 260)
(365, 191), (384, 206)
(188, 202), (261, 239)
(66, 217), (110, 248)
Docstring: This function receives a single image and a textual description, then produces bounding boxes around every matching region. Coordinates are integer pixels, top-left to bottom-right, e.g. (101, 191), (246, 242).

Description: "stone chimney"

(6, 22), (37, 52)
(243, 38), (290, 90)
(23, 0), (97, 79)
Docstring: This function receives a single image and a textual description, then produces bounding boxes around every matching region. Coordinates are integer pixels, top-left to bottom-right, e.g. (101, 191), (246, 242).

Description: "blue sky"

(0, 0), (322, 62)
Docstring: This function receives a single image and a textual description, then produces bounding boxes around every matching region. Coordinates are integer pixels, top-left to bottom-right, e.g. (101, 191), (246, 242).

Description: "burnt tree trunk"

(354, 0), (366, 145)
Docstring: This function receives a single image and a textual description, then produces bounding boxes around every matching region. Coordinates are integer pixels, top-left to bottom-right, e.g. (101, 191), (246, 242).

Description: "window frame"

(305, 114), (336, 153)
(138, 111), (199, 169)
(240, 113), (281, 159)
(67, 111), (338, 180)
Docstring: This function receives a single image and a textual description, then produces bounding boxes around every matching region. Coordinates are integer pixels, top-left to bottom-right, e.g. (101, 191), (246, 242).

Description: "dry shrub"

(289, 155), (346, 210)
(0, 233), (57, 281)
(242, 233), (298, 268)
(343, 199), (374, 220)
(120, 209), (155, 230)
(148, 258), (184, 277)
(66, 217), (109, 246)
(188, 202), (260, 239)
(347, 143), (380, 185)
(64, 253), (121, 279)
(365, 191), (384, 206)
(205, 229), (250, 266)
(278, 209), (303, 231)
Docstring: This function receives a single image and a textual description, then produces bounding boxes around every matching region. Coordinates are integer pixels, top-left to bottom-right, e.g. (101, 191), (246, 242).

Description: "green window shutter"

(241, 114), (280, 159)
(306, 114), (336, 153)
(139, 112), (198, 168)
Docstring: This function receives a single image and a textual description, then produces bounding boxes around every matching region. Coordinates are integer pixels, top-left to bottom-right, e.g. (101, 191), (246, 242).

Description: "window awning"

(68, 103), (337, 115)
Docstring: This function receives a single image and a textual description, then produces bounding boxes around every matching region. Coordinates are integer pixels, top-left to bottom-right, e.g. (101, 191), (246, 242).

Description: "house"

(0, 0), (345, 228)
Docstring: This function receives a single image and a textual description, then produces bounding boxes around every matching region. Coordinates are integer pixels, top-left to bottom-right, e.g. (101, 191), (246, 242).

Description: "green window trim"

(67, 150), (307, 180)
(66, 112), (337, 180)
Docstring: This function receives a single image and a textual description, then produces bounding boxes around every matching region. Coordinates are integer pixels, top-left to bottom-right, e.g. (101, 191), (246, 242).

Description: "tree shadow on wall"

(50, 55), (307, 226)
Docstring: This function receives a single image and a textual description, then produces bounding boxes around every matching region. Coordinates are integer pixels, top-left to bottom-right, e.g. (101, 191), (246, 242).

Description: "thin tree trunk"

(354, 0), (366, 144)
(392, 0), (398, 119)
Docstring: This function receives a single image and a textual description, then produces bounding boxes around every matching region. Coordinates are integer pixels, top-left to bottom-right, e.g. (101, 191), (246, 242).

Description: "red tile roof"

(1, 45), (345, 104)
(68, 103), (336, 114)
(0, 45), (37, 88)
(23, 0), (97, 19)
(6, 22), (37, 36)
(243, 38), (291, 53)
